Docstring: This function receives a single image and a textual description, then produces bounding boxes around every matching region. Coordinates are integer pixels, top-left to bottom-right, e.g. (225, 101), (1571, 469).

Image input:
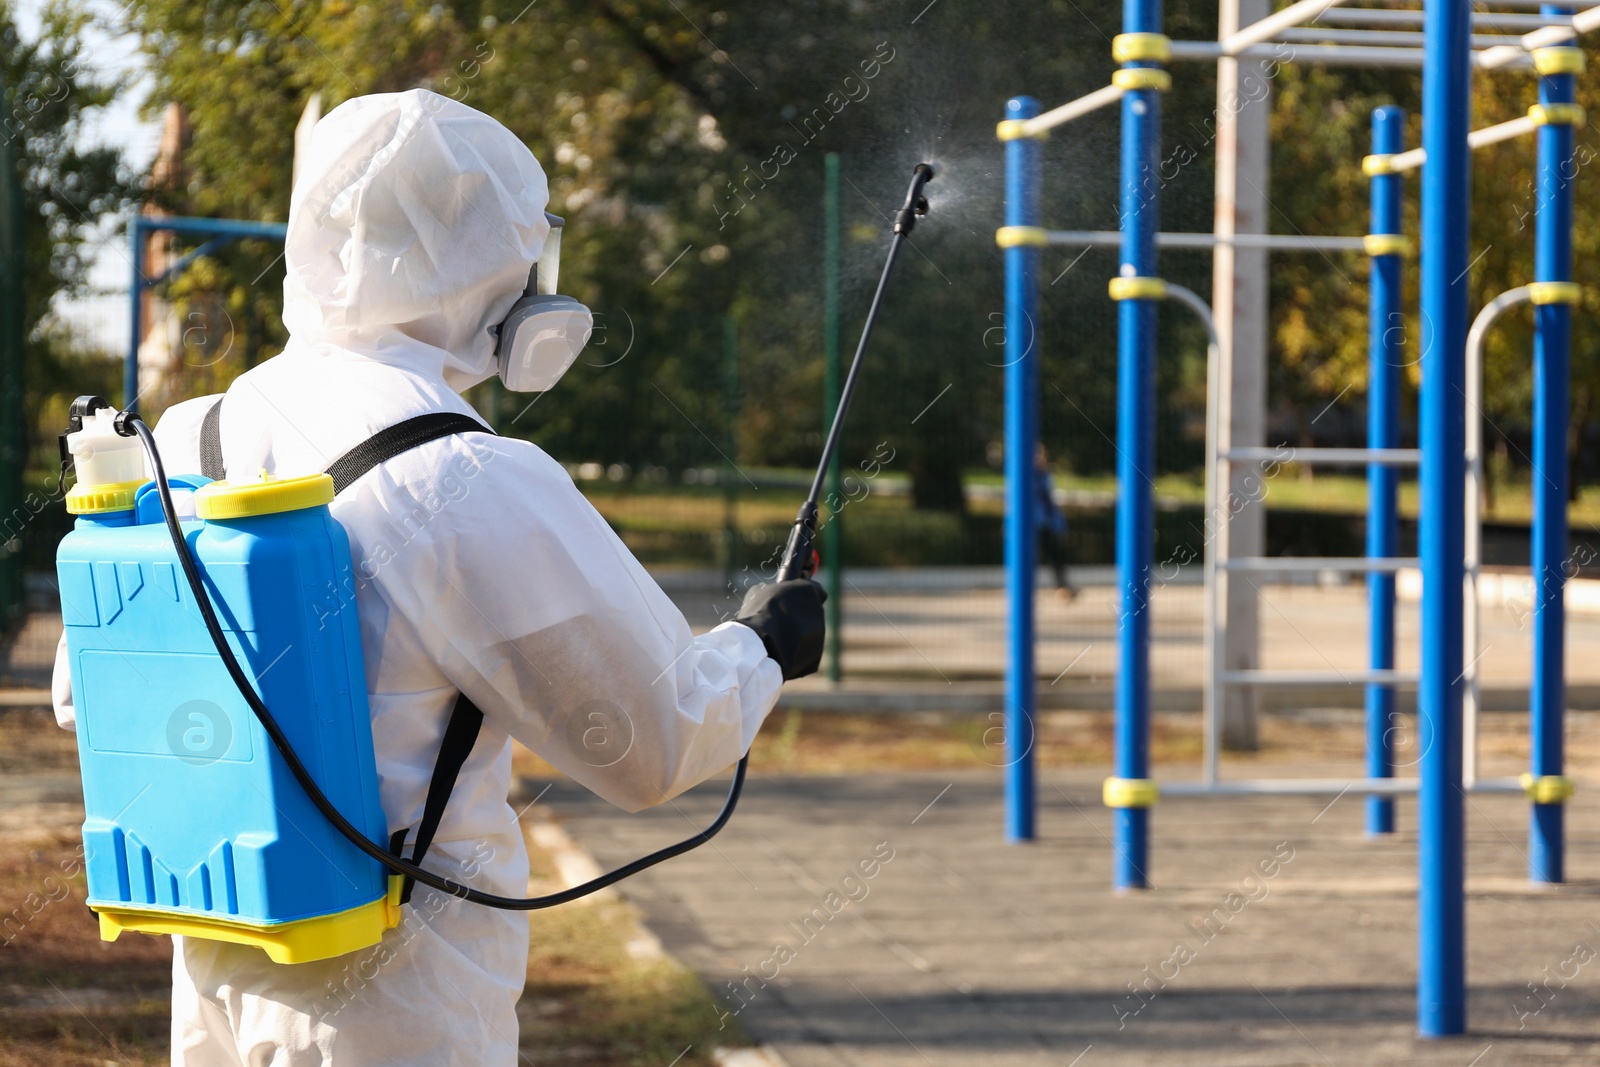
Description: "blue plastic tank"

(56, 471), (398, 963)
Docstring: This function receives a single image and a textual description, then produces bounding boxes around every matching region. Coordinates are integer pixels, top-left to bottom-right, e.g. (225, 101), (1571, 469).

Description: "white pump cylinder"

(67, 409), (146, 488)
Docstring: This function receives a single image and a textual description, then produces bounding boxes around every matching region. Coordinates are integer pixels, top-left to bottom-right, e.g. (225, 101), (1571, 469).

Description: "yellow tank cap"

(194, 472), (335, 520)
(66, 479), (147, 516)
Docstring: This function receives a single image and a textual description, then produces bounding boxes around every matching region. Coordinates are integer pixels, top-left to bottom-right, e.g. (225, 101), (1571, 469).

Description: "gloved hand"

(735, 579), (827, 681)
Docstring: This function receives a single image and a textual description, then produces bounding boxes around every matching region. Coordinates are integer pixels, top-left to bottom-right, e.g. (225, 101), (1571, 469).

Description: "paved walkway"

(17, 568), (1600, 709)
(543, 767), (1600, 1066)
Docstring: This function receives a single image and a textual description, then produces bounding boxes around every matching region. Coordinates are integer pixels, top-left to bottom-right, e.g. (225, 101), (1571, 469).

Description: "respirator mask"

(493, 213), (593, 392)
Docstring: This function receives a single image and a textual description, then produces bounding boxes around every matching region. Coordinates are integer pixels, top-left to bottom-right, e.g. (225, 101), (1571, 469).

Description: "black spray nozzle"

(893, 162), (936, 236)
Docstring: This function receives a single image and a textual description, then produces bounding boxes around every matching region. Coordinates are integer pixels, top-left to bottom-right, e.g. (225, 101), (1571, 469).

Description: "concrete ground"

(544, 766), (1600, 1067)
(15, 561), (1600, 1064)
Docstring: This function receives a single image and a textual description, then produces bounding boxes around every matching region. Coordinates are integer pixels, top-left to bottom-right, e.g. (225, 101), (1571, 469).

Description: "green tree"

(8, 0), (133, 458)
(1266, 41), (1600, 504)
(126, 0), (1229, 519)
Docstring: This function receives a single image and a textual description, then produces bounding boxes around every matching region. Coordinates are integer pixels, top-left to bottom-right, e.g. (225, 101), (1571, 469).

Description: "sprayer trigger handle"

(776, 501), (820, 583)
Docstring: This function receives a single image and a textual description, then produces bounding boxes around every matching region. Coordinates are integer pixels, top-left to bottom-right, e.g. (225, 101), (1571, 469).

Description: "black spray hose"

(118, 412), (746, 910)
(777, 162), (934, 582)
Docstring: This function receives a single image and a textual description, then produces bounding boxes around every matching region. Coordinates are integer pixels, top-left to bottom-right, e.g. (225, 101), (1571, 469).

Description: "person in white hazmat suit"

(51, 88), (826, 1065)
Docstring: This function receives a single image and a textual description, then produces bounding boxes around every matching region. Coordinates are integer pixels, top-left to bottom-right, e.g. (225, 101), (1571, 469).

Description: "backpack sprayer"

(56, 162), (934, 963)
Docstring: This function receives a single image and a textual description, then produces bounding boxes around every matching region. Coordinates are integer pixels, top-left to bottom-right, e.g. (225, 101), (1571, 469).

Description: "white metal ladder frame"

(1190, 292), (1524, 798)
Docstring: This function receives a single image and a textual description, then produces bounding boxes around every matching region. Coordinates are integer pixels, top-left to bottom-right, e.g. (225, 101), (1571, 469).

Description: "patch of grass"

(521, 895), (749, 1067)
(586, 467), (1600, 532)
(0, 832), (172, 1067)
(512, 707), (1490, 780)
(0, 708), (79, 776)
(513, 710), (1212, 780)
(0, 1005), (170, 1067)
(743, 709), (1209, 773)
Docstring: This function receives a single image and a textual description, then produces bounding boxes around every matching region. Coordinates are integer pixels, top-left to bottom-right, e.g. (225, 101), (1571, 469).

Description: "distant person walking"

(1035, 445), (1077, 601)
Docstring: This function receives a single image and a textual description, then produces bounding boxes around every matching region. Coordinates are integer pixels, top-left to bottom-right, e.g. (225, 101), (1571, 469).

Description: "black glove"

(735, 579), (827, 681)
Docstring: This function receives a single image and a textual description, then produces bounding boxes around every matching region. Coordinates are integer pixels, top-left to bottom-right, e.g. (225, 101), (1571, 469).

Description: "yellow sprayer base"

(96, 876), (406, 964)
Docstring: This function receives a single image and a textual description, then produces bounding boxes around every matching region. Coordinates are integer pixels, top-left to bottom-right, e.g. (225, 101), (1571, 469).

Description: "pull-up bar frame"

(125, 215), (289, 412)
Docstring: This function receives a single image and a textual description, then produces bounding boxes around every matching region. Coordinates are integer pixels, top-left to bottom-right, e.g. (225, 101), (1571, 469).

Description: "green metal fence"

(0, 81), (26, 635)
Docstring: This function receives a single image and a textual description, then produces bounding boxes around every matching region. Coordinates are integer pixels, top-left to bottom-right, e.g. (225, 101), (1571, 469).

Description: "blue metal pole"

(1112, 0), (1162, 892)
(139, 216), (288, 241)
(1003, 95), (1041, 843)
(125, 217), (143, 412)
(1366, 107), (1406, 836)
(1418, 0), (1470, 1038)
(1529, 21), (1576, 885)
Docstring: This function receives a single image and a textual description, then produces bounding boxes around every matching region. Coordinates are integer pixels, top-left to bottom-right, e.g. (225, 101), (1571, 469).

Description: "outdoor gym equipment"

(998, 0), (1590, 1037)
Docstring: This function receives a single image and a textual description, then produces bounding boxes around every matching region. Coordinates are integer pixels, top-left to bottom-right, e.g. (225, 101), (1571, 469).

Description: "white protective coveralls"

(52, 88), (784, 1065)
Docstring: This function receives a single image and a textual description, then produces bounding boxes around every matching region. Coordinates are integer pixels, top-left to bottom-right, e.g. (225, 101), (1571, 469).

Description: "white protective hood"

(283, 89), (551, 392)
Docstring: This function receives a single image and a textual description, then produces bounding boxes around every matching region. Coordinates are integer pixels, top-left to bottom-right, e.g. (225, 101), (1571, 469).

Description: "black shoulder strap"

(200, 398), (226, 481)
(198, 406), (492, 494)
(390, 696), (485, 904)
(205, 401), (498, 905)
(317, 410), (496, 904)
(324, 412), (493, 494)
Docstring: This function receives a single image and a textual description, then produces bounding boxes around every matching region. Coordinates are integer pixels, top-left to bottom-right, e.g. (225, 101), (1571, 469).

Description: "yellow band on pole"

(996, 119), (1046, 142)
(1521, 773), (1576, 805)
(1362, 154), (1398, 177)
(1112, 33), (1172, 63)
(1112, 68), (1172, 93)
(1528, 281), (1582, 306)
(1533, 47), (1587, 76)
(1529, 103), (1586, 127)
(1108, 276), (1167, 301)
(1103, 777), (1161, 809)
(1363, 234), (1413, 257)
(996, 226), (1049, 249)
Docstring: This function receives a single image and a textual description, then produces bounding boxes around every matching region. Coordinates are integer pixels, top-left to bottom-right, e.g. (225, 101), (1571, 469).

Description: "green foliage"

(6, 0), (134, 457)
(117, 1), (1600, 510)
(1266, 45), (1600, 496)
(124, 0), (1225, 512)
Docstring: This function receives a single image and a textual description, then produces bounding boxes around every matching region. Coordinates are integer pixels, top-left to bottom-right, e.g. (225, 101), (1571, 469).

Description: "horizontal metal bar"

(1217, 669), (1419, 686)
(149, 237), (230, 288)
(1169, 40), (1535, 69)
(1480, 0), (1598, 8)
(1277, 27), (1526, 48)
(1315, 9), (1574, 30)
(1022, 83), (1123, 137)
(1478, 4), (1600, 68)
(1161, 777), (1526, 798)
(1388, 115), (1538, 174)
(134, 215), (288, 241)
(1044, 230), (1366, 252)
(1222, 556), (1419, 573)
(1222, 446), (1421, 466)
(1222, 0), (1349, 55)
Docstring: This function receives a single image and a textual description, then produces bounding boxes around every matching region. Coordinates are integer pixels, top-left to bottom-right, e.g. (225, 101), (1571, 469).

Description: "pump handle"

(57, 395), (115, 495)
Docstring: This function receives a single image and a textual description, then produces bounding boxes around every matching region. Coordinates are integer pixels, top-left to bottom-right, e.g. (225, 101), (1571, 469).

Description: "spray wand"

(777, 162), (935, 582)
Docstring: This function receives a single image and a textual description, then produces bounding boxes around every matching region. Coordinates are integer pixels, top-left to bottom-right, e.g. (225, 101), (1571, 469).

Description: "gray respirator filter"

(494, 213), (594, 393)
